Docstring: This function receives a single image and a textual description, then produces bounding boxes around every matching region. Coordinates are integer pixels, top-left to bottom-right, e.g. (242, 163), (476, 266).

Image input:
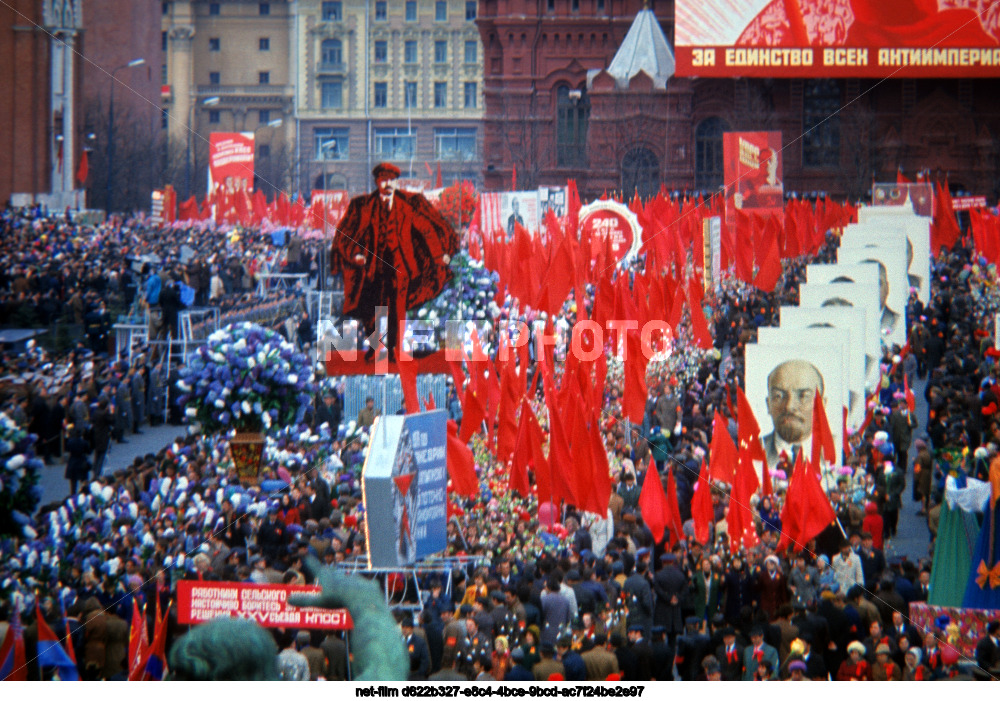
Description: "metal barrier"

(255, 272), (310, 298)
(334, 373), (449, 423)
(334, 556), (489, 612)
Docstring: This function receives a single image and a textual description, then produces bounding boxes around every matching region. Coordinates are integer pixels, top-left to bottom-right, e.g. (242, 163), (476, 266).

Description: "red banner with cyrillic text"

(176, 580), (353, 630)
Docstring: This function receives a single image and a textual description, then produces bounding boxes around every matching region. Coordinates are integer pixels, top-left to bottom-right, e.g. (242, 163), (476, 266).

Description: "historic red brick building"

(478, 0), (1000, 202)
(0, 0), (52, 206)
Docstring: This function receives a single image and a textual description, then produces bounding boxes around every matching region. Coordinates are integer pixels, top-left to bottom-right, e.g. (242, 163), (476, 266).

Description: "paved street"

(37, 422), (189, 507)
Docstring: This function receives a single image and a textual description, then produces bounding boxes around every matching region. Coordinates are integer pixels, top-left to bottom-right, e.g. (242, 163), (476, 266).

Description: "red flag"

(495, 343), (523, 464)
(726, 454), (759, 554)
(509, 399), (533, 498)
(811, 388), (836, 470)
(708, 410), (738, 484)
(127, 599), (149, 681)
(457, 381), (486, 443)
(691, 464), (714, 544)
(664, 464), (684, 546)
(904, 374), (916, 413)
(687, 282), (714, 350)
(540, 354), (578, 506)
(139, 601), (170, 681)
(1, 603), (27, 680)
(622, 330), (649, 424)
(752, 231), (782, 292)
(931, 181), (962, 254)
(397, 358), (420, 414)
(637, 458), (670, 544)
(518, 397), (551, 503)
(777, 452), (836, 553)
(422, 392), (436, 412)
(736, 385), (767, 465)
(75, 150), (89, 185)
(587, 407), (613, 517)
(446, 419), (479, 497)
(896, 167), (911, 185)
(436, 162), (443, 189)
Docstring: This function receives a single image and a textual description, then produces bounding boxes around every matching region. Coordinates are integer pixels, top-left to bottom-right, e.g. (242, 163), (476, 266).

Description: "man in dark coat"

(652, 553), (687, 638)
(622, 560), (654, 639)
(331, 162), (459, 361)
(90, 396), (112, 476)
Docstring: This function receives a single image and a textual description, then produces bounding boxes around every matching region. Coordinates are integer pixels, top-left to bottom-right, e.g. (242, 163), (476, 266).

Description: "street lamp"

(186, 95), (220, 199)
(105, 57), (145, 214)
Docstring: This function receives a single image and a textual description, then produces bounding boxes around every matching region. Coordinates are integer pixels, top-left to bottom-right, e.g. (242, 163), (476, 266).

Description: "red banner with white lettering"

(176, 580), (353, 630)
(675, 0), (1000, 77)
(208, 132), (255, 196)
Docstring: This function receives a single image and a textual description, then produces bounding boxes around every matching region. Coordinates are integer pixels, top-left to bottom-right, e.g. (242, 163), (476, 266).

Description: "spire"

(606, 9), (675, 89)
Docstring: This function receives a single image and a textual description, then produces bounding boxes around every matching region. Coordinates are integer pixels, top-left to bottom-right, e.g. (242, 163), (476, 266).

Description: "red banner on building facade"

(208, 132), (255, 196)
(176, 580), (353, 630)
(675, 0), (1000, 78)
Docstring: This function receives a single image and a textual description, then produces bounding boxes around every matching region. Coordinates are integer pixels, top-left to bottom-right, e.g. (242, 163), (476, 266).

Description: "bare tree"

(494, 89), (545, 190)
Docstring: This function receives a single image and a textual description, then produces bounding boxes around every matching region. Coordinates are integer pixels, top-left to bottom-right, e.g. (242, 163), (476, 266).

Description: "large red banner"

(176, 580), (353, 630)
(208, 132), (255, 195)
(675, 0), (1000, 77)
(724, 131), (784, 225)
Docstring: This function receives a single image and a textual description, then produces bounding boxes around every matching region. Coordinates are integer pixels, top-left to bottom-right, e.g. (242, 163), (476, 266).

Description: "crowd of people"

(0, 204), (998, 682)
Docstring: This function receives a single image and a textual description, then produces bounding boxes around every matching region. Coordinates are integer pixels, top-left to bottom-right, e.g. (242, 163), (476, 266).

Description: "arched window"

(556, 84), (589, 168)
(621, 147), (660, 200)
(802, 79), (841, 167)
(694, 116), (729, 191)
(321, 39), (342, 66)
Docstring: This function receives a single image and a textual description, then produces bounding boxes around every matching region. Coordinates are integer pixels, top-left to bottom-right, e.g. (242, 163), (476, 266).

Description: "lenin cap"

(373, 162), (402, 180)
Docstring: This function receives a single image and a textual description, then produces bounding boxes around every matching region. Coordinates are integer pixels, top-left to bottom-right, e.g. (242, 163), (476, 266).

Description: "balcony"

(316, 61), (346, 75)
(196, 84), (293, 98)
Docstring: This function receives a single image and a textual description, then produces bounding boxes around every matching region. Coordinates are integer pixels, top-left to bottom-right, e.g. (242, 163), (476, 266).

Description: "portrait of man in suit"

(506, 197), (524, 237)
(860, 258), (900, 336)
(761, 359), (824, 468)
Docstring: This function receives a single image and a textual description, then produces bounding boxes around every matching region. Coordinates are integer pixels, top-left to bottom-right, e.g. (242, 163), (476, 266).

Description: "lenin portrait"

(761, 359), (824, 469)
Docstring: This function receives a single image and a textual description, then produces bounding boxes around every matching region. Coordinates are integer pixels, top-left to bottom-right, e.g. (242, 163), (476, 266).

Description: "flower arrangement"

(436, 180), (478, 234)
(410, 251), (499, 325)
(0, 412), (44, 538)
(177, 322), (317, 436)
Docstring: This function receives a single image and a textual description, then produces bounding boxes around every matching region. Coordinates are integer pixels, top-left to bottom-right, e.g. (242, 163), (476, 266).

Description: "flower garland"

(177, 322), (316, 435)
(0, 412), (44, 539)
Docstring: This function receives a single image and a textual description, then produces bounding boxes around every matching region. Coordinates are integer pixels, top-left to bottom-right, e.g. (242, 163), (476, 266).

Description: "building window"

(621, 147), (660, 199)
(374, 40), (388, 63)
(259, 3), (270, 15)
(209, 37), (220, 51)
(321, 39), (342, 65)
(161, 64), (168, 83)
(375, 127), (416, 159)
(597, 0), (604, 9)
(404, 40), (417, 63)
(434, 81), (447, 108)
(463, 81), (477, 108)
(315, 127), (349, 160)
(571, 0), (579, 11)
(208, 110), (221, 124)
(259, 144), (271, 158)
(405, 81), (417, 108)
(209, 3), (219, 15)
(435, 127), (477, 161)
(466, 1), (477, 20)
(435, 0), (447, 20)
(546, 0), (554, 11)
(209, 71), (220, 84)
(259, 37), (270, 51)
(375, 1), (387, 20)
(434, 40), (447, 63)
(374, 82), (387, 108)
(321, 80), (343, 109)
(322, 1), (342, 20)
(464, 40), (477, 63)
(162, 2), (170, 15)
(161, 109), (169, 129)
(802, 78), (841, 168)
(259, 71), (270, 84)
(259, 109), (270, 124)
(162, 30), (168, 51)
(406, 1), (417, 21)
(556, 85), (589, 167)
(694, 116), (728, 191)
